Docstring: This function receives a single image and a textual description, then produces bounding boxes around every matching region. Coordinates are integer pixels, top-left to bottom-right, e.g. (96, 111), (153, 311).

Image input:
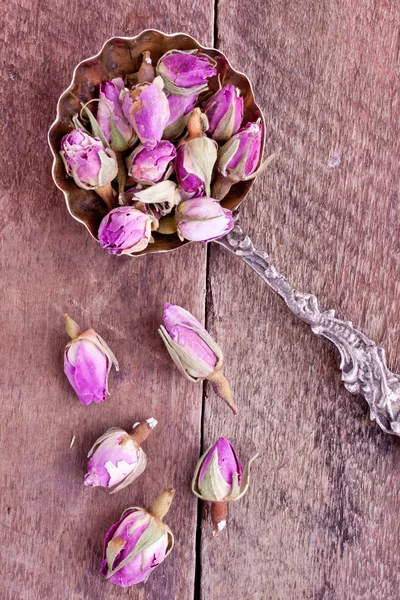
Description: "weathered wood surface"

(0, 3), (214, 600)
(201, 1), (400, 600)
(1, 1), (399, 599)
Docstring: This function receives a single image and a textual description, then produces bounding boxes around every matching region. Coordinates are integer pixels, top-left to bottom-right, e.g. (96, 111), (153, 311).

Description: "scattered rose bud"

(174, 108), (218, 198)
(121, 77), (170, 149)
(60, 130), (118, 209)
(191, 437), (258, 535)
(101, 487), (175, 587)
(63, 314), (119, 405)
(156, 50), (216, 96)
(175, 198), (234, 243)
(158, 303), (238, 414)
(84, 418), (157, 493)
(126, 141), (176, 184)
(97, 78), (136, 151)
(163, 93), (198, 139)
(98, 206), (153, 255)
(204, 84), (244, 143)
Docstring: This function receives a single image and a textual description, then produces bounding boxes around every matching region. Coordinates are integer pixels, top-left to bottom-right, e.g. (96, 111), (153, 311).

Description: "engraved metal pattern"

(215, 220), (400, 436)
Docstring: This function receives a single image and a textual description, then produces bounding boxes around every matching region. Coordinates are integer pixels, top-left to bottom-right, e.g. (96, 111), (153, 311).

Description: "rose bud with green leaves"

(97, 78), (136, 151)
(163, 92), (198, 139)
(158, 303), (238, 414)
(175, 197), (234, 242)
(63, 314), (119, 405)
(192, 437), (258, 535)
(101, 487), (175, 587)
(121, 77), (170, 150)
(174, 108), (218, 198)
(156, 49), (216, 96)
(98, 206), (153, 255)
(204, 84), (244, 143)
(60, 129), (118, 209)
(84, 418), (157, 493)
(213, 120), (277, 200)
(126, 141), (176, 185)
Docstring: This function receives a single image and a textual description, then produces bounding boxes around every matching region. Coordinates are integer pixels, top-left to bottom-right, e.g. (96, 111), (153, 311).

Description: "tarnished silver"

(215, 219), (400, 436)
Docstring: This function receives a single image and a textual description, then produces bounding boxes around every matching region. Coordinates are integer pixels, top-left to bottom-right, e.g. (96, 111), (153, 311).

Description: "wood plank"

(202, 1), (400, 599)
(0, 4), (214, 599)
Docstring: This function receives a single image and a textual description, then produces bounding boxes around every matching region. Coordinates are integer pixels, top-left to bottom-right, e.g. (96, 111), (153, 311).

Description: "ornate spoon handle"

(215, 220), (400, 436)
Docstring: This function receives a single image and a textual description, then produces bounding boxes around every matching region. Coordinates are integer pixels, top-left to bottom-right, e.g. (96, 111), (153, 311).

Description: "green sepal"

(110, 448), (147, 495)
(79, 101), (109, 148)
(158, 325), (213, 380)
(227, 453), (259, 501)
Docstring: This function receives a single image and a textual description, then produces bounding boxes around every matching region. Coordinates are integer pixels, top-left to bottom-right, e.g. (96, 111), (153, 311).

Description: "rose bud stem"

(211, 501), (228, 536)
(137, 51), (155, 83)
(64, 313), (81, 339)
(211, 171), (233, 201)
(116, 152), (127, 202)
(206, 369), (238, 415)
(95, 182), (114, 211)
(130, 418), (158, 445)
(150, 487), (176, 520)
(186, 107), (207, 140)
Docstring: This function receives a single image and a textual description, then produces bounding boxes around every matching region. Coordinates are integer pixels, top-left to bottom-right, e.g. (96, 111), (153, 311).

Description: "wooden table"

(1, 1), (399, 598)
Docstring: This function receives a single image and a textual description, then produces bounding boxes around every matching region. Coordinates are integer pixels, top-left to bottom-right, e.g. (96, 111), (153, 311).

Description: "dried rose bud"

(175, 198), (234, 243)
(101, 488), (175, 587)
(126, 141), (176, 184)
(163, 93), (198, 139)
(63, 314), (119, 405)
(156, 50), (216, 96)
(60, 130), (118, 192)
(130, 180), (181, 214)
(213, 121), (276, 200)
(158, 303), (238, 414)
(84, 418), (157, 493)
(191, 437), (258, 535)
(121, 77), (169, 149)
(204, 84), (244, 142)
(97, 78), (136, 151)
(98, 206), (153, 255)
(174, 108), (218, 198)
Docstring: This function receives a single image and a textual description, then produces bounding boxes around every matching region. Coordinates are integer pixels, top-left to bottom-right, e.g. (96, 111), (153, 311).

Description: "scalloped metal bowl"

(48, 29), (265, 256)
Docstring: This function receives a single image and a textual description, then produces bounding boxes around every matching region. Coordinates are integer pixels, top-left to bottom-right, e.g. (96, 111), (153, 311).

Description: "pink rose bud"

(158, 303), (238, 414)
(213, 120), (276, 200)
(157, 50), (217, 96)
(126, 141), (176, 184)
(163, 93), (198, 139)
(101, 488), (175, 587)
(97, 78), (136, 151)
(192, 437), (258, 535)
(60, 130), (118, 190)
(63, 314), (119, 405)
(121, 77), (170, 149)
(204, 84), (244, 142)
(84, 418), (157, 493)
(175, 198), (234, 243)
(98, 206), (153, 255)
(174, 108), (218, 197)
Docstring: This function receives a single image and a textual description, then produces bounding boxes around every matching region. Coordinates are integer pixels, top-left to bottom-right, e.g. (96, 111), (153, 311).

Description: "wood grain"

(201, 1), (400, 599)
(0, 3), (214, 599)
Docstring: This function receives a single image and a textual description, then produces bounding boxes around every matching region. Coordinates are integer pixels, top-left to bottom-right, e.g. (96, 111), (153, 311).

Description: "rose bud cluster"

(192, 437), (258, 535)
(59, 48), (274, 249)
(158, 303), (238, 414)
(101, 488), (175, 587)
(63, 314), (119, 405)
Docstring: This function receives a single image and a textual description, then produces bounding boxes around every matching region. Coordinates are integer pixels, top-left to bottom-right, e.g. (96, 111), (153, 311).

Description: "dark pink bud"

(126, 141), (176, 184)
(204, 84), (244, 142)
